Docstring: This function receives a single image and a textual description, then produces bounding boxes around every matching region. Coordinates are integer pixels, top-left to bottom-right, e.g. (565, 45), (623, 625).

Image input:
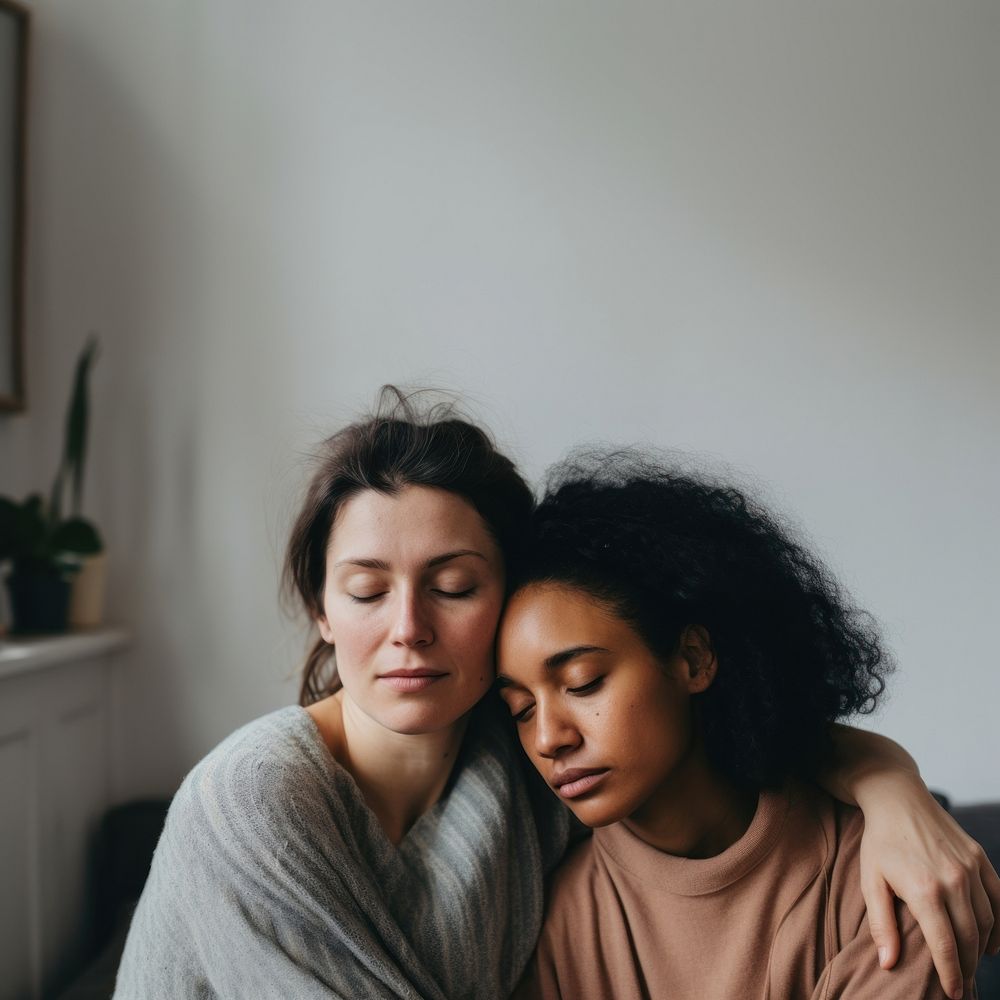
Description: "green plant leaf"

(50, 516), (103, 556)
(48, 466), (65, 527)
(22, 493), (44, 521)
(18, 495), (48, 552)
(7, 337), (103, 574)
(51, 334), (99, 521)
(0, 496), (21, 559)
(68, 335), (99, 515)
(0, 495), (49, 563)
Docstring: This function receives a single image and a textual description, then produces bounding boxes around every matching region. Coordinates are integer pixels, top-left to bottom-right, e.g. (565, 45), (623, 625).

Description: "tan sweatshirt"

(515, 783), (953, 1000)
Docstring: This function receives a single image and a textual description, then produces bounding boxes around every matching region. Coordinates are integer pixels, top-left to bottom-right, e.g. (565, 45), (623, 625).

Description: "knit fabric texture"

(114, 701), (569, 1000)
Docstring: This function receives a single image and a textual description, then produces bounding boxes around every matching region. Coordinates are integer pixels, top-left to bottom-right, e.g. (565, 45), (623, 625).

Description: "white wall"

(1, 1), (997, 803)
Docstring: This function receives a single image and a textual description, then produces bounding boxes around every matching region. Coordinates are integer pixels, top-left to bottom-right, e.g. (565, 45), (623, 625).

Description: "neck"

(309, 692), (468, 845)
(624, 741), (758, 859)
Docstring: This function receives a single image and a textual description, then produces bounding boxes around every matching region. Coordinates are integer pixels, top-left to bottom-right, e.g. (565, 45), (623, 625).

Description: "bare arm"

(819, 723), (920, 806)
(818, 724), (1000, 1000)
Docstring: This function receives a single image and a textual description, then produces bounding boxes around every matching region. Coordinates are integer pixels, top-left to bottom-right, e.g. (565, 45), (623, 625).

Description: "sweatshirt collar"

(594, 786), (792, 896)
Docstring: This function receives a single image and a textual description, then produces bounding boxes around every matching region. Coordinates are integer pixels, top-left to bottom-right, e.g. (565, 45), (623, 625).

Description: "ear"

(678, 624), (717, 694)
(316, 615), (335, 645)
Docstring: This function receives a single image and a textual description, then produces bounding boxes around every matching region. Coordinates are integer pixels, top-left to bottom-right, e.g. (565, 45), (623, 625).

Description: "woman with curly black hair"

(498, 450), (996, 1000)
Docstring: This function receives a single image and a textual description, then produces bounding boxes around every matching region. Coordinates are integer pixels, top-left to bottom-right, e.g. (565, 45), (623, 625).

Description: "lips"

(377, 668), (447, 693)
(379, 669), (446, 679)
(551, 767), (610, 799)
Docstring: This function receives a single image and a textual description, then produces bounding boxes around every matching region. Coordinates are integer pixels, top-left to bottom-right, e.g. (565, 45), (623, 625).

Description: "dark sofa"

(949, 797), (1000, 999)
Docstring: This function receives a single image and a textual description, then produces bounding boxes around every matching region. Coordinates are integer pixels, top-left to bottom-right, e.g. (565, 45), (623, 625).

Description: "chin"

(375, 700), (475, 736)
(560, 796), (629, 829)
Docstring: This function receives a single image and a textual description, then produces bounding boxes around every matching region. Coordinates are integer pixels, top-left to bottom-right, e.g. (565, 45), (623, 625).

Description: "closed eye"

(433, 587), (477, 599)
(568, 677), (604, 695)
(350, 587), (476, 603)
(511, 703), (535, 724)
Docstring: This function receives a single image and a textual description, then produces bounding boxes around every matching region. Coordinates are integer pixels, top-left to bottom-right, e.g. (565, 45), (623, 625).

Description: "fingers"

(940, 866), (981, 997)
(903, 847), (998, 997)
(864, 878), (901, 970)
(905, 892), (964, 1000)
(982, 852), (1000, 956)
(970, 876), (995, 961)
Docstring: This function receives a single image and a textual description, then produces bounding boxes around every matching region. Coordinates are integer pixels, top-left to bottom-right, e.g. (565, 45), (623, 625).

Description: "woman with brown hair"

(115, 392), (996, 1000)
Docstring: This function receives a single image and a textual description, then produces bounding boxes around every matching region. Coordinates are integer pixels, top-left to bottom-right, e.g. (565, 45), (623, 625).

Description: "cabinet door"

(0, 710), (36, 1000)
(0, 656), (111, 1000)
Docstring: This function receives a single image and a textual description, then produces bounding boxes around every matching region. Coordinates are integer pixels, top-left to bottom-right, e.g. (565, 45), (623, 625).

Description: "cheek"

(323, 612), (382, 661)
(599, 681), (690, 765)
(454, 600), (504, 659)
(576, 685), (638, 751)
(627, 697), (690, 771)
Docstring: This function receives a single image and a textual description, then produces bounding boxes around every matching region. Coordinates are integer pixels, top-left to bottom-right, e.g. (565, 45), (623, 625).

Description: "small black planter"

(6, 570), (72, 633)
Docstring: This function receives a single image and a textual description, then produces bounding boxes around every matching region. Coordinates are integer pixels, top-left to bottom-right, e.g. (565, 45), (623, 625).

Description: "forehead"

(329, 485), (498, 560)
(497, 584), (625, 672)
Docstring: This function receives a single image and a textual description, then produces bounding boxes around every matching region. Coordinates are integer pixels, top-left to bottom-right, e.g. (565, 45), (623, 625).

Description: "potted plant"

(0, 337), (104, 633)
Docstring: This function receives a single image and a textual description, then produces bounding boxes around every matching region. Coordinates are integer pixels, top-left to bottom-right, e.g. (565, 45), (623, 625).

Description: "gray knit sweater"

(114, 702), (569, 999)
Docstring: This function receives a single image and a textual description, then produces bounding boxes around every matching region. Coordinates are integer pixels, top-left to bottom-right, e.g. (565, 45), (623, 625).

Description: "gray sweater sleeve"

(114, 713), (431, 1000)
(113, 704), (570, 1000)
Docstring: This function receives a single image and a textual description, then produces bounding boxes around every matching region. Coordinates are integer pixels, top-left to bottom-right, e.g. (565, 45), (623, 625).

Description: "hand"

(858, 775), (1000, 1000)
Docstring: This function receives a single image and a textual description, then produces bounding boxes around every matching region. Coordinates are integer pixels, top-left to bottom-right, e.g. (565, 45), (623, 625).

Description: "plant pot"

(6, 570), (72, 633)
(69, 551), (108, 628)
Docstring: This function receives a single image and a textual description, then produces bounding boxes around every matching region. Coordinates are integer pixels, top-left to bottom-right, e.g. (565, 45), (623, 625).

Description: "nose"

(533, 698), (581, 759)
(390, 589), (434, 648)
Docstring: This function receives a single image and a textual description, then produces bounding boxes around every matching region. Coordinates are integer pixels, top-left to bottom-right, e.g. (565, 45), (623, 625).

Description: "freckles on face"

(496, 583), (694, 828)
(318, 485), (505, 735)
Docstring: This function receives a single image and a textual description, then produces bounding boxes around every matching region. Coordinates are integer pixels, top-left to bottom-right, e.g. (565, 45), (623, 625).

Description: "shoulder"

(522, 837), (602, 989)
(783, 781), (866, 902)
(785, 780), (865, 858)
(524, 834), (625, 999)
(166, 706), (339, 850)
(781, 782), (873, 916)
(187, 705), (324, 791)
(539, 836), (602, 937)
(776, 786), (944, 997)
(550, 834), (599, 887)
(794, 783), (865, 882)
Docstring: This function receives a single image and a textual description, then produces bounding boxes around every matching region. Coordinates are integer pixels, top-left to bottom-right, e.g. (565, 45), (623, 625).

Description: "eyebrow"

(333, 549), (487, 571)
(496, 645), (611, 688)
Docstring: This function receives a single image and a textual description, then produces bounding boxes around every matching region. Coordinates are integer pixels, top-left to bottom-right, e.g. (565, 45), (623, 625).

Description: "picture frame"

(0, 0), (28, 413)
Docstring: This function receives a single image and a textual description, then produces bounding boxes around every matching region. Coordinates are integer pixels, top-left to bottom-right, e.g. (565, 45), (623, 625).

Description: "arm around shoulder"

(819, 724), (999, 997)
(814, 901), (966, 1000)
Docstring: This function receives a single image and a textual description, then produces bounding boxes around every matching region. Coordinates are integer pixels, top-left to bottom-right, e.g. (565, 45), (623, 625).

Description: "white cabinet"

(0, 630), (127, 1000)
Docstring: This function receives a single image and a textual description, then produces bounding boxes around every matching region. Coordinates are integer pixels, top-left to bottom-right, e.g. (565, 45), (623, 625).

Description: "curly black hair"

(507, 448), (893, 790)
